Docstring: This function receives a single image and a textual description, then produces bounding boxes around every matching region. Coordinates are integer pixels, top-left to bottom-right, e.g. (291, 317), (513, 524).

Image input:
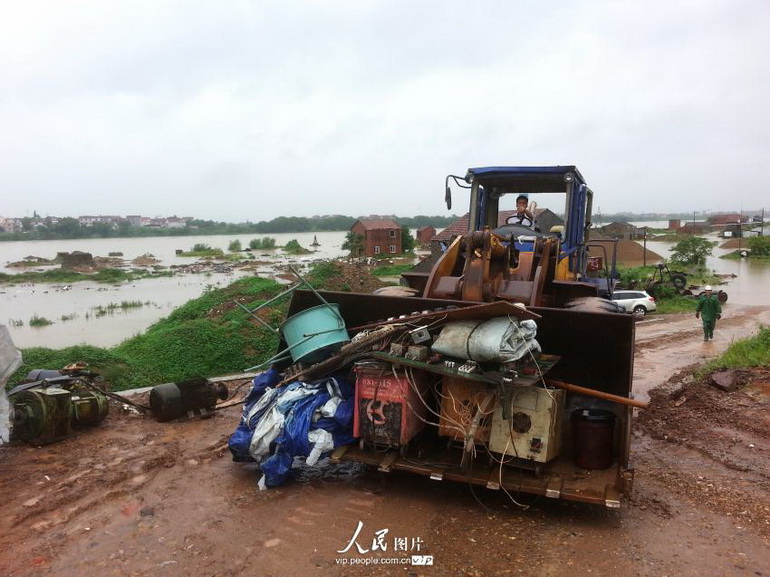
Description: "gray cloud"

(1, 0), (769, 221)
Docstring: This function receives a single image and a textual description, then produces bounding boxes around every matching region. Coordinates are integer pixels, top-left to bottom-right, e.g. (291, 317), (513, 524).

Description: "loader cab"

(464, 166), (593, 281)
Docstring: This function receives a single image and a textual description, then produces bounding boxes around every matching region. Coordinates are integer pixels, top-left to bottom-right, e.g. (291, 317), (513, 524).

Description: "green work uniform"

(696, 294), (721, 340)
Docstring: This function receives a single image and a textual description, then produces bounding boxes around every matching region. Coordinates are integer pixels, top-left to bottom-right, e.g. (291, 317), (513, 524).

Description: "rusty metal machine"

(265, 166), (639, 507)
(7, 365), (109, 445)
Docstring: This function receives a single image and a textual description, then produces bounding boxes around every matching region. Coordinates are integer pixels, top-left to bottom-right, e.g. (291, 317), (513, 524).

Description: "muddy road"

(1, 305), (769, 577)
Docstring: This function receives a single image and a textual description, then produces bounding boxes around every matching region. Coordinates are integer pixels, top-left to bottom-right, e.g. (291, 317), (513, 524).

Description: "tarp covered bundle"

(228, 369), (355, 488)
(431, 317), (540, 363)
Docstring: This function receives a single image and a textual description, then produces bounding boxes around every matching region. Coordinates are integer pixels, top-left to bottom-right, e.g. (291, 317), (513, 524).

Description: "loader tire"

(718, 290), (728, 303)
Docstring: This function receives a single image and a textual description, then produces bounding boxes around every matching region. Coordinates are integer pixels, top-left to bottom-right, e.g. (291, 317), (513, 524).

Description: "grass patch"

(282, 239), (312, 255)
(700, 326), (770, 374)
(29, 314), (54, 327)
(249, 237), (276, 250)
(655, 295), (697, 314)
(306, 260), (343, 286)
(178, 243), (225, 257)
(0, 267), (164, 286)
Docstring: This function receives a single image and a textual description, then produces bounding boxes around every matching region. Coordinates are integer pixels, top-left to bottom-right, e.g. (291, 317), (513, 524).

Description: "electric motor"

(149, 377), (228, 421)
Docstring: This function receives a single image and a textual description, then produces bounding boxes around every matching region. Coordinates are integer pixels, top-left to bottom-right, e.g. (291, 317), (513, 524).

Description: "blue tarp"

(228, 370), (356, 487)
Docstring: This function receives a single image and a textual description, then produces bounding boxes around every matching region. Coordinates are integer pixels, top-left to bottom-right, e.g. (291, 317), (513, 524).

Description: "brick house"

(416, 226), (436, 245)
(350, 218), (403, 257)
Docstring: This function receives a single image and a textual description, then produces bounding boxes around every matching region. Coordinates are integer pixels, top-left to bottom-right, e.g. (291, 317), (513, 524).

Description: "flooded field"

(1, 232), (352, 348)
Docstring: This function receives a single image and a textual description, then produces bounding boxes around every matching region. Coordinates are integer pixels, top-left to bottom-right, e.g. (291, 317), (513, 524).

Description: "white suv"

(610, 290), (657, 317)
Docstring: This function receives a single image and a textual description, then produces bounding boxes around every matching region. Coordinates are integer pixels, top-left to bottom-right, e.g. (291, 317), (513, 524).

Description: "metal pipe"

(546, 379), (648, 409)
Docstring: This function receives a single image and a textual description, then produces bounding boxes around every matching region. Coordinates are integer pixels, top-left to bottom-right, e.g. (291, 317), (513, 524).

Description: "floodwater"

(1, 231), (352, 349)
(0, 231), (351, 274)
(2, 231), (769, 350)
(645, 235), (770, 305)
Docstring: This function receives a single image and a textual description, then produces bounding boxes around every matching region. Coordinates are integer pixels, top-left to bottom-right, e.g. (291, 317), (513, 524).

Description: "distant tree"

(401, 227), (415, 252)
(51, 217), (81, 238)
(747, 235), (770, 256)
(669, 236), (716, 266)
(342, 232), (365, 256)
(117, 219), (133, 236)
(228, 239), (242, 252)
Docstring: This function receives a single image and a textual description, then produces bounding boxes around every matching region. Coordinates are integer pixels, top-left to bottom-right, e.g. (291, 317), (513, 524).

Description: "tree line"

(0, 214), (459, 241)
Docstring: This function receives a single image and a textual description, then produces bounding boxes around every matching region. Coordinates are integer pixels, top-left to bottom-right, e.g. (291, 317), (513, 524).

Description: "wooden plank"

(546, 477), (563, 499)
(329, 445), (350, 463)
(378, 452), (399, 472)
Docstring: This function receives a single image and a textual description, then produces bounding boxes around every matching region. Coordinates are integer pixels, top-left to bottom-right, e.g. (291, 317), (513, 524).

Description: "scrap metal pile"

(227, 290), (641, 506)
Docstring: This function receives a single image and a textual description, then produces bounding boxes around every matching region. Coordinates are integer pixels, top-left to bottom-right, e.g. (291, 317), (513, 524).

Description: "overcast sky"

(1, 1), (768, 222)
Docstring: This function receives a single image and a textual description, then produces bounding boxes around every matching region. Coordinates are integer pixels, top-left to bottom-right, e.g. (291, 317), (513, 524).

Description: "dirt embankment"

(1, 306), (769, 577)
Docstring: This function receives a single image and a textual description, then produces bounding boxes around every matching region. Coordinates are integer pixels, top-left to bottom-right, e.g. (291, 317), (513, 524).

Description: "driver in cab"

(507, 194), (537, 230)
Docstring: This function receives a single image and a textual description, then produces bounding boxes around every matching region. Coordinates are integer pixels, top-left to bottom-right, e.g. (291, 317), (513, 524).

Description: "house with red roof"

(350, 218), (403, 257)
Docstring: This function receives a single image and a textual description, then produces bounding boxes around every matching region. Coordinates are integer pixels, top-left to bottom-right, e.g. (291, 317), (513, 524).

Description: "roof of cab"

(465, 166), (586, 192)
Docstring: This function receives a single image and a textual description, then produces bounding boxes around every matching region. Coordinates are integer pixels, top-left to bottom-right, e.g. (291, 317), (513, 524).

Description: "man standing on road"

(695, 285), (722, 341)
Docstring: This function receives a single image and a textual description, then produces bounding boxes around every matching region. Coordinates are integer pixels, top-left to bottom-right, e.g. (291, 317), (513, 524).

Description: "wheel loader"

(263, 166), (639, 507)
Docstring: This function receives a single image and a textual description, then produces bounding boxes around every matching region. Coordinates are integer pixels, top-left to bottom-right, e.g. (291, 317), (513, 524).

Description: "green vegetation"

(60, 313), (77, 322)
(92, 300), (148, 317)
(249, 237), (277, 250)
(342, 232), (364, 256)
(282, 239), (311, 255)
(228, 239), (242, 252)
(701, 326), (770, 374)
(179, 243), (225, 257)
(669, 236), (717, 267)
(401, 227), (415, 253)
(0, 267), (168, 286)
(29, 314), (54, 327)
(654, 295), (697, 314)
(747, 235), (770, 257)
(614, 266), (658, 290)
(305, 261), (340, 287)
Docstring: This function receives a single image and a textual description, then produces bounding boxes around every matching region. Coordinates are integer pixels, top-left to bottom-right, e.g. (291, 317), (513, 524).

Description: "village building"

(78, 215), (123, 228)
(678, 221), (710, 235)
(349, 218), (403, 257)
(416, 226), (436, 246)
(709, 213), (744, 226)
(600, 221), (638, 240)
(0, 217), (21, 233)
